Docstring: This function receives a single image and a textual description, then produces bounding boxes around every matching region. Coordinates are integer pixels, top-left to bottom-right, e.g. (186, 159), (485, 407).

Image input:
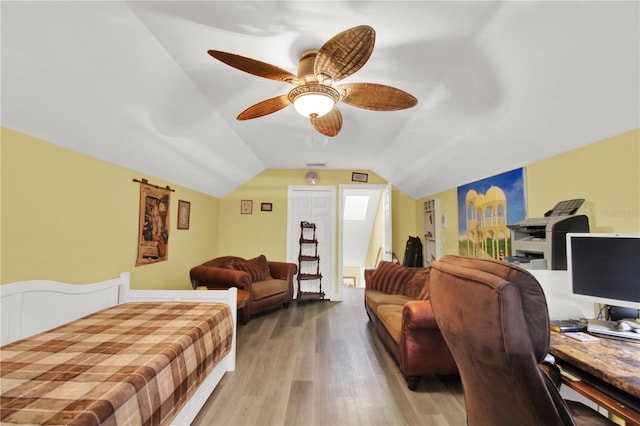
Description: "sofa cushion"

(233, 254), (272, 281)
(368, 261), (415, 294)
(365, 290), (413, 313)
(252, 279), (289, 301)
(377, 304), (404, 344)
(404, 267), (430, 300)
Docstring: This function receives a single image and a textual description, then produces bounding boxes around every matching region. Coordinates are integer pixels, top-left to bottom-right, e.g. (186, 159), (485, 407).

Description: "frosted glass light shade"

(293, 94), (335, 117)
(288, 84), (340, 118)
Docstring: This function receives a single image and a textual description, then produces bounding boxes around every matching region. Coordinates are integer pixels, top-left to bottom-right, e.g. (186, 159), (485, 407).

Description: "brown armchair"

(429, 255), (613, 425)
(190, 255), (297, 323)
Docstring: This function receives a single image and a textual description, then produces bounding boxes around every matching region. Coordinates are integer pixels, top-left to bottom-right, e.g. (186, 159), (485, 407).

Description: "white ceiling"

(2, 1), (638, 199)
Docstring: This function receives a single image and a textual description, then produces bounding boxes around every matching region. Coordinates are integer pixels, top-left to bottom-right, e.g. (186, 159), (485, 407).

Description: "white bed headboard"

(1, 272), (129, 345)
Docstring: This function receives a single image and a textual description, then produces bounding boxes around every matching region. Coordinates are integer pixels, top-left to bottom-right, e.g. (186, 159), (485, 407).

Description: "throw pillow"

(233, 254), (272, 281)
(368, 261), (415, 294)
(404, 267), (430, 299)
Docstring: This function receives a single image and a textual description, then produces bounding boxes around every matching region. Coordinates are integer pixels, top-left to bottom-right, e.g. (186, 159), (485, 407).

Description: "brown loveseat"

(190, 255), (297, 323)
(364, 261), (458, 390)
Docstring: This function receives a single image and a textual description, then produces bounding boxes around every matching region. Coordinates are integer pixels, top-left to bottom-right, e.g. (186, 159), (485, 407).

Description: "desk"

(550, 332), (640, 425)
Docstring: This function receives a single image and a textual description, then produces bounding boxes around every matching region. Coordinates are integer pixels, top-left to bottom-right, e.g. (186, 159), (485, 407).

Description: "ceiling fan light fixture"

(210, 26), (416, 137)
(289, 84), (340, 118)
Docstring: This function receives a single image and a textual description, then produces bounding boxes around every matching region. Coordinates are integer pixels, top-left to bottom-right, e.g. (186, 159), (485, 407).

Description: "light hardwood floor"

(193, 287), (467, 426)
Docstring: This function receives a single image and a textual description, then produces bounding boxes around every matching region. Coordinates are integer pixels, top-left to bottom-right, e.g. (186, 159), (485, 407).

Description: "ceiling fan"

(208, 25), (418, 137)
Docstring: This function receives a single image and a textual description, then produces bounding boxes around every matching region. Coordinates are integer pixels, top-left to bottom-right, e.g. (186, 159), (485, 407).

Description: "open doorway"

(337, 184), (391, 300)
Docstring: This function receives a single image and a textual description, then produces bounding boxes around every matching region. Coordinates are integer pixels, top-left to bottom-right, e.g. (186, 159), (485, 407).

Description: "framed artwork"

(136, 182), (170, 265)
(261, 202), (273, 212)
(177, 200), (190, 230)
(241, 200), (253, 214)
(457, 167), (526, 260)
(352, 172), (368, 183)
(343, 276), (356, 287)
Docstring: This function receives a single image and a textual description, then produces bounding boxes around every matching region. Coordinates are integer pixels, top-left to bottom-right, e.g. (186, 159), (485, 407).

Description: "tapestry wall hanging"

(456, 167), (526, 261)
(135, 180), (171, 265)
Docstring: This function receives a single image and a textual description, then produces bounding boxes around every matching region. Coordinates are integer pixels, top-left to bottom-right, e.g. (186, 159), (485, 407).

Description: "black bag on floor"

(402, 236), (424, 267)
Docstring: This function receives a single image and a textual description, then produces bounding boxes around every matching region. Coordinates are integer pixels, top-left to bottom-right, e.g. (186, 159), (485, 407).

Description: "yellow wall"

(216, 170), (421, 291)
(4, 126), (637, 288)
(417, 129), (640, 257)
(392, 187), (419, 262)
(1, 130), (416, 291)
(1, 127), (220, 288)
(526, 129), (639, 233)
(216, 169), (419, 294)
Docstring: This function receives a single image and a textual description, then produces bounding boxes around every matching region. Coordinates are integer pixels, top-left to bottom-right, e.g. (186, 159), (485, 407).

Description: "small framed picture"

(241, 200), (253, 214)
(261, 202), (273, 212)
(177, 200), (190, 230)
(352, 172), (368, 183)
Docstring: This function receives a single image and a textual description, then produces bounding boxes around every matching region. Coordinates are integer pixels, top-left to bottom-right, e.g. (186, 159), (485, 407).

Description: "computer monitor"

(566, 233), (640, 312)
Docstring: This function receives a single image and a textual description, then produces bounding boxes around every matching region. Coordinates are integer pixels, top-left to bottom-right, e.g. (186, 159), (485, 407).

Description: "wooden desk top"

(549, 332), (640, 399)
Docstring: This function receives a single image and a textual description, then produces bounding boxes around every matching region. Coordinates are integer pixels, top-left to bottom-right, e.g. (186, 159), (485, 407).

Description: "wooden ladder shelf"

(297, 221), (325, 303)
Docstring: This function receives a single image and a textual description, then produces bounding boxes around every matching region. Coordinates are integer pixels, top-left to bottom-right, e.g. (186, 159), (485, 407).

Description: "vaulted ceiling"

(2, 1), (638, 198)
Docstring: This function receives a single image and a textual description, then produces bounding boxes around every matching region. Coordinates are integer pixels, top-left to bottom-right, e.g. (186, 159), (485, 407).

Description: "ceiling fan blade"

(311, 107), (343, 137)
(237, 94), (291, 120)
(208, 50), (300, 85)
(338, 83), (418, 111)
(315, 25), (375, 82)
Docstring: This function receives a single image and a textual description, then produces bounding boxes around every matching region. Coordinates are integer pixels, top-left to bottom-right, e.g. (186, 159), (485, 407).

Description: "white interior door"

(287, 186), (336, 300)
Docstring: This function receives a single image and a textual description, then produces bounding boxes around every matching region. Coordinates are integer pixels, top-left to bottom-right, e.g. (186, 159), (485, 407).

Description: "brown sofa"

(190, 255), (297, 323)
(364, 261), (458, 390)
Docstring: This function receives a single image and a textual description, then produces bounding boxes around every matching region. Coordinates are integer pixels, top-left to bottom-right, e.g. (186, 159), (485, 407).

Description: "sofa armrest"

(268, 261), (298, 281)
(189, 265), (251, 289)
(402, 300), (439, 330)
(399, 299), (458, 377)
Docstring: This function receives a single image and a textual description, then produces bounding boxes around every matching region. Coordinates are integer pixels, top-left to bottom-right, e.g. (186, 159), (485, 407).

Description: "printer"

(506, 199), (589, 270)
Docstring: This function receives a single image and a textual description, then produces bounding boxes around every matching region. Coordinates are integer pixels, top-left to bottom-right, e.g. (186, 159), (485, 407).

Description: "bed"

(0, 272), (237, 425)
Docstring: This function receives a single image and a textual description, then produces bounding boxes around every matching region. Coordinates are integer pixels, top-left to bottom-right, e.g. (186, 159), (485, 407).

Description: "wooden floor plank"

(193, 287), (466, 426)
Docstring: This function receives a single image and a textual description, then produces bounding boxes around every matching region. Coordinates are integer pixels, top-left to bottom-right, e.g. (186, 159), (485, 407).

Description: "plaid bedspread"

(0, 302), (234, 425)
